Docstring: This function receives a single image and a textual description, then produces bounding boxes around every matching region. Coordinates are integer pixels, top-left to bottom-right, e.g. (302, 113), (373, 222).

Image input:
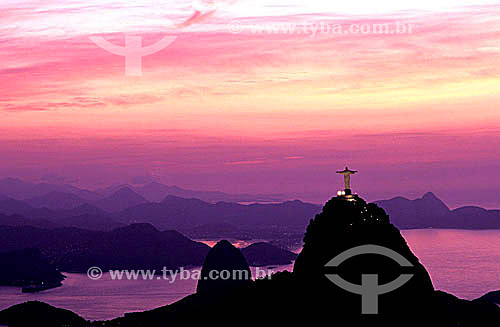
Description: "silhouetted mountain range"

(98, 181), (283, 203)
(0, 224), (294, 274)
(376, 192), (500, 229)
(0, 224), (210, 272)
(2, 192), (500, 326)
(94, 187), (148, 212)
(0, 177), (282, 205)
(115, 195), (320, 230)
(0, 201), (123, 231)
(25, 191), (89, 210)
(0, 178), (100, 202)
(98, 194), (500, 327)
(1, 178), (500, 234)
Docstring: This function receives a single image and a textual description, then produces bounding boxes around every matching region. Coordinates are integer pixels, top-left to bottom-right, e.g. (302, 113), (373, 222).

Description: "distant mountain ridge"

(376, 192), (500, 229)
(115, 195), (321, 229)
(97, 181), (284, 203)
(25, 191), (89, 210)
(0, 177), (101, 201)
(94, 187), (148, 212)
(0, 177), (499, 231)
(0, 198), (123, 231)
(0, 177), (283, 207)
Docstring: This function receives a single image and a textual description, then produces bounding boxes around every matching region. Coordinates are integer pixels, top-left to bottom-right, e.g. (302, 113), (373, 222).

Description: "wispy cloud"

(0, 1), (499, 205)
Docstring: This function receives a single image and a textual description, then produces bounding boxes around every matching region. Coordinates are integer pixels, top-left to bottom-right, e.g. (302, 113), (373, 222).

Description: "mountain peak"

(422, 192), (439, 200)
(94, 187), (148, 212)
(113, 187), (139, 196)
(197, 240), (251, 294)
(420, 192), (449, 210)
(144, 181), (164, 187)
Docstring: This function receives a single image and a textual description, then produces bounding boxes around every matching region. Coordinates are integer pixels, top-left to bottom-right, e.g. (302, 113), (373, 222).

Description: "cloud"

(225, 159), (269, 165)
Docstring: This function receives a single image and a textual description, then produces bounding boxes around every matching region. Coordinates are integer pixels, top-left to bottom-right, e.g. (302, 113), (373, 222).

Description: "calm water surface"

(0, 229), (498, 320)
(403, 229), (500, 300)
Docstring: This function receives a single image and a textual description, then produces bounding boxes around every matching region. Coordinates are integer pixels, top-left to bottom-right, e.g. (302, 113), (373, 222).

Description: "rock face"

(0, 301), (87, 327)
(196, 240), (251, 294)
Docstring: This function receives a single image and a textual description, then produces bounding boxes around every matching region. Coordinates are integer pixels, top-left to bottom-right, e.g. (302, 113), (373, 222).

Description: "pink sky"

(1, 1), (500, 207)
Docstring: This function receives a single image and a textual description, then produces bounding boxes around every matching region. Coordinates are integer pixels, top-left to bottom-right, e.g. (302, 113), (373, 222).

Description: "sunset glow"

(1, 1), (500, 207)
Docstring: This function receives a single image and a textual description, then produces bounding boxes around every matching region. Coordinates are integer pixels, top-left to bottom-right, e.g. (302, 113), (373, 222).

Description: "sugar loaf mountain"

(1, 170), (500, 326)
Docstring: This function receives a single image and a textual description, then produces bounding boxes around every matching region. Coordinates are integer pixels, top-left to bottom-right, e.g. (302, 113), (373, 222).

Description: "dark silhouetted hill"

(433, 291), (500, 325)
(0, 224), (210, 273)
(59, 224), (210, 272)
(94, 187), (148, 212)
(0, 201), (122, 231)
(0, 301), (88, 327)
(476, 290), (500, 305)
(376, 192), (500, 229)
(196, 240), (251, 294)
(241, 242), (297, 266)
(116, 195), (321, 229)
(0, 225), (98, 256)
(0, 248), (64, 289)
(450, 206), (500, 229)
(101, 194), (500, 327)
(293, 195), (435, 322)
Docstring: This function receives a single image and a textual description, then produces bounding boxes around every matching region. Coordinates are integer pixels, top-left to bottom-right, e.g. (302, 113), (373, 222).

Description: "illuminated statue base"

(336, 189), (360, 202)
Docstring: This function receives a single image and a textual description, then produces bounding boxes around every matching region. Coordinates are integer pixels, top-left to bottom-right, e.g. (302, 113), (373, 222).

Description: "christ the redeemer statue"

(336, 167), (357, 190)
